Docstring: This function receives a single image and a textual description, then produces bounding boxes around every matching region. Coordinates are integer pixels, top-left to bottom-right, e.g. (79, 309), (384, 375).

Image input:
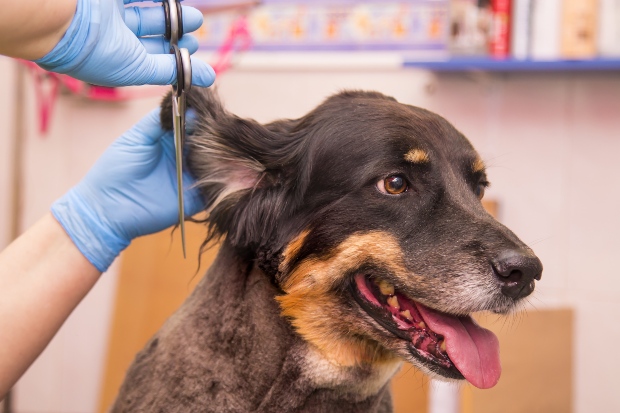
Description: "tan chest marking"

(277, 231), (410, 367)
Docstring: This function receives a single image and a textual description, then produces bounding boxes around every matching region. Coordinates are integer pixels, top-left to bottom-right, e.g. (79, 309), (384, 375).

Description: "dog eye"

(475, 184), (486, 200)
(378, 175), (408, 195)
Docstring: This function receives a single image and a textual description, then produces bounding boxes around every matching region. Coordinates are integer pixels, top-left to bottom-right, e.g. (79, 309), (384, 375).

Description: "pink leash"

(211, 15), (252, 74)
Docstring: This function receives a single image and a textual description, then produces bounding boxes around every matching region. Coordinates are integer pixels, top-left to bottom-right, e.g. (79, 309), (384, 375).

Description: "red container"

(490, 0), (511, 58)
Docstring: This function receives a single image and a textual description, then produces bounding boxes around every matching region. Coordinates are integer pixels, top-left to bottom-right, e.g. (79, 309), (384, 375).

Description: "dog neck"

(112, 241), (397, 412)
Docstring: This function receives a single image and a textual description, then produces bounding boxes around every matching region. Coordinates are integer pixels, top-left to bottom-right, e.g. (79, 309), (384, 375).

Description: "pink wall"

(1, 55), (619, 412)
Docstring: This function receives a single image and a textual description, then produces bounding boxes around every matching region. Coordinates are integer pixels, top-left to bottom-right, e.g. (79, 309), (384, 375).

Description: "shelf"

(403, 57), (620, 72)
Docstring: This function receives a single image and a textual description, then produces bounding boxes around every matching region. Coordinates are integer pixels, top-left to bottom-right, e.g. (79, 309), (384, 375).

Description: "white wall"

(0, 58), (16, 250)
(2, 56), (619, 412)
(217, 68), (620, 412)
(0, 58), (16, 413)
(8, 67), (163, 413)
(422, 73), (620, 413)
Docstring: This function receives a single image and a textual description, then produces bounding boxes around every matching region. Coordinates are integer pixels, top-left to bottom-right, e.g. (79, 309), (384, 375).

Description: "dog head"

(162, 89), (542, 390)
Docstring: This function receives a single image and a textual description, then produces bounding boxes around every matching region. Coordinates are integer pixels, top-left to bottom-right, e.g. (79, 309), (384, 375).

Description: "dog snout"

(492, 249), (543, 300)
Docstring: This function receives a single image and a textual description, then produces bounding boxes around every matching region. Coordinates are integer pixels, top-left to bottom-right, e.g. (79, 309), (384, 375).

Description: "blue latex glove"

(35, 0), (215, 88)
(51, 109), (204, 272)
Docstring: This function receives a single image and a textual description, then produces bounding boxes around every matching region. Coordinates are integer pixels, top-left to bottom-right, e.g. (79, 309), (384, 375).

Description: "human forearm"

(0, 213), (100, 398)
(0, 108), (205, 398)
(0, 0), (215, 88)
(0, 0), (77, 60)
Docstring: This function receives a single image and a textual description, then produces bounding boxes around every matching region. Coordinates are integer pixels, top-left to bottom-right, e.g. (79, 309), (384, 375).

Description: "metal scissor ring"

(179, 48), (192, 93)
(170, 46), (191, 96)
(171, 45), (183, 96)
(163, 0), (184, 45)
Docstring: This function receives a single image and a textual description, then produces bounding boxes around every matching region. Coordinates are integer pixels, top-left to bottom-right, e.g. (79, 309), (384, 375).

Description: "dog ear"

(160, 88), (299, 253)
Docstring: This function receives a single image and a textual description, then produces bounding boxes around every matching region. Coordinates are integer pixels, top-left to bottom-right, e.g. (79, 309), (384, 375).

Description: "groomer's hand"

(34, 0), (215, 87)
(51, 109), (204, 272)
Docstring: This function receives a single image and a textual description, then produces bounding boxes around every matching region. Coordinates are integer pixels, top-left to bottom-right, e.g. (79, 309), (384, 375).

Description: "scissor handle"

(179, 48), (192, 93)
(163, 0), (184, 45)
(170, 45), (192, 97)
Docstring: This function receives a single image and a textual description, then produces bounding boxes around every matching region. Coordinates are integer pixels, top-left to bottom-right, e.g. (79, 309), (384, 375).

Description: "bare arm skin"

(0, 0), (77, 60)
(0, 108), (205, 400)
(0, 213), (100, 399)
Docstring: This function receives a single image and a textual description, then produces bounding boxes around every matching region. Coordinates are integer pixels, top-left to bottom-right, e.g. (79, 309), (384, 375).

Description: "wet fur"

(110, 88), (540, 411)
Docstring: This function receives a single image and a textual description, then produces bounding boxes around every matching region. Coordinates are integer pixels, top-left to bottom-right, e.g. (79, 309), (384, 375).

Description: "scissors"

(163, 0), (191, 258)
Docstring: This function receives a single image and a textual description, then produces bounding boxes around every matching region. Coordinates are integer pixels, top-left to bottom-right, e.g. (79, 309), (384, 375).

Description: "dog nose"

(492, 249), (543, 300)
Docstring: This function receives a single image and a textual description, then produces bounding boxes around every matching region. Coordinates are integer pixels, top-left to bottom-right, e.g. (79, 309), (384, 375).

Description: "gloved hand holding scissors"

(0, 0), (215, 87)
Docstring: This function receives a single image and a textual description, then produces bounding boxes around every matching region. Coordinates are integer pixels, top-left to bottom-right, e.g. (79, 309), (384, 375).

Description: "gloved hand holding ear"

(51, 108), (204, 272)
(35, 0), (215, 87)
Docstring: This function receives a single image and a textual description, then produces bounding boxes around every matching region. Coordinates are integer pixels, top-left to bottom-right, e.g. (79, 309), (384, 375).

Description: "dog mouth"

(351, 274), (501, 389)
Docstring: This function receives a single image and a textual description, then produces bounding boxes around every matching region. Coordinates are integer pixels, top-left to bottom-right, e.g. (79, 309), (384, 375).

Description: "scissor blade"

(172, 96), (187, 258)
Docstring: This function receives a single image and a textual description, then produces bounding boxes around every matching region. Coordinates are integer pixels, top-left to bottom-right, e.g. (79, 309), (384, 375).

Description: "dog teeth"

(417, 321), (426, 329)
(377, 280), (395, 296)
(440, 340), (446, 352)
(400, 310), (413, 321)
(387, 296), (400, 310)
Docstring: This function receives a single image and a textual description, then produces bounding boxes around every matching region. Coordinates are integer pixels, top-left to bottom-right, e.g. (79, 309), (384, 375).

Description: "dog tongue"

(416, 304), (501, 389)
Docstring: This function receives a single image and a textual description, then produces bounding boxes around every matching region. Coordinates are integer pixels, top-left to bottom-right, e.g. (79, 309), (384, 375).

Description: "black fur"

(163, 88), (537, 305)
(111, 88), (542, 412)
(111, 244), (393, 412)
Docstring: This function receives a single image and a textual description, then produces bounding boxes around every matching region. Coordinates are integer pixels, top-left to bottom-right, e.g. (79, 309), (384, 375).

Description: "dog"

(110, 88), (542, 412)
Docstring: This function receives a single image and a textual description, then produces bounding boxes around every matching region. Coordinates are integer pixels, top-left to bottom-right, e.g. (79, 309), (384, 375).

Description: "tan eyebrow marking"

(473, 158), (486, 173)
(404, 148), (430, 164)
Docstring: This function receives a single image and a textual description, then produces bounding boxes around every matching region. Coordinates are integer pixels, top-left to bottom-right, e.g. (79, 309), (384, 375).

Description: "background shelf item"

(193, 0), (449, 55)
(187, 0), (620, 73)
(403, 56), (620, 71)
